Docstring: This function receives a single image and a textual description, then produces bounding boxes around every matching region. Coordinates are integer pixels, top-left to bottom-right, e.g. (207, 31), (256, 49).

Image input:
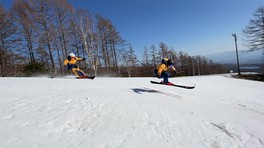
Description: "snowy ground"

(0, 74), (264, 148)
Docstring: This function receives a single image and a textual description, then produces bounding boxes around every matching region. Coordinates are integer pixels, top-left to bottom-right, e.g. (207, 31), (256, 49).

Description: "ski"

(150, 81), (195, 89)
(76, 76), (96, 80)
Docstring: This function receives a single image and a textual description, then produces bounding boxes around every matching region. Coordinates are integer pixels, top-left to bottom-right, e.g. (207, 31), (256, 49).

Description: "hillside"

(0, 75), (264, 148)
(205, 50), (262, 64)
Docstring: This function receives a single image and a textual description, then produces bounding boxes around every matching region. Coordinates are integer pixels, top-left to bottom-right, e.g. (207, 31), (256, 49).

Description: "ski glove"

(157, 74), (161, 78)
(82, 58), (86, 60)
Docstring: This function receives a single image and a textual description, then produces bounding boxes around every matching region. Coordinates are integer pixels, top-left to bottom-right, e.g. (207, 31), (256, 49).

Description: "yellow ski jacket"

(64, 57), (83, 70)
(64, 57), (82, 65)
(156, 58), (176, 75)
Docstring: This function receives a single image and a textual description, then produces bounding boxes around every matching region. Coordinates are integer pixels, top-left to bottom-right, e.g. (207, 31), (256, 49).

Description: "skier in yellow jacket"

(64, 53), (87, 78)
(154, 58), (177, 85)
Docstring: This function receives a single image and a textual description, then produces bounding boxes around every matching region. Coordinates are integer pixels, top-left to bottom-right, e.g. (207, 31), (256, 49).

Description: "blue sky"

(67, 0), (263, 57)
(1, 0), (263, 57)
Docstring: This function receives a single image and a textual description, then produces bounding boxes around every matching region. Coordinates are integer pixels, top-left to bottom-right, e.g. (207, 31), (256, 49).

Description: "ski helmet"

(167, 59), (174, 66)
(69, 53), (75, 58)
(161, 58), (169, 64)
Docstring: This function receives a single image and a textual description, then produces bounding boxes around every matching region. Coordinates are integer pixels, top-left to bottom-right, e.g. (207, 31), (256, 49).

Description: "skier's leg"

(72, 68), (81, 77)
(161, 72), (169, 84)
(76, 68), (87, 77)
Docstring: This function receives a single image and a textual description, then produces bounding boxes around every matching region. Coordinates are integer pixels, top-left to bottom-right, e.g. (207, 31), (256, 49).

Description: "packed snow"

(0, 74), (264, 148)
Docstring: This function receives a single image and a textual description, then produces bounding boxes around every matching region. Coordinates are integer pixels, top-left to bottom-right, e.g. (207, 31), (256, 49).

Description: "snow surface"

(0, 75), (264, 148)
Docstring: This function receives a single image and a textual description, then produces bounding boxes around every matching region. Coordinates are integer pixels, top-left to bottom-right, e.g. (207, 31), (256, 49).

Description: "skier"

(64, 53), (87, 78)
(154, 58), (177, 85)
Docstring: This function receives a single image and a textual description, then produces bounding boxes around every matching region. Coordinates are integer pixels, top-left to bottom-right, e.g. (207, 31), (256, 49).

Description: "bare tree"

(71, 9), (96, 73)
(150, 44), (157, 67)
(97, 15), (125, 73)
(53, 0), (73, 57)
(243, 6), (264, 72)
(142, 46), (149, 66)
(158, 42), (169, 58)
(109, 28), (124, 69)
(30, 0), (56, 73)
(0, 5), (16, 76)
(12, 0), (36, 64)
(128, 43), (137, 68)
(49, 24), (63, 73)
(121, 43), (137, 77)
(243, 6), (264, 51)
(97, 15), (109, 70)
(178, 51), (188, 73)
(52, 0), (73, 74)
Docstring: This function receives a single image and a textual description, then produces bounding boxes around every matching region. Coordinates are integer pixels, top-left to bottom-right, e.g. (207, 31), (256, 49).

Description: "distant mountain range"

(205, 50), (263, 64)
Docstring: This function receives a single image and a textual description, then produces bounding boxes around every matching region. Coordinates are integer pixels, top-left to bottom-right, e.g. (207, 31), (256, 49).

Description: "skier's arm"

(76, 57), (83, 61)
(76, 57), (86, 61)
(157, 64), (165, 76)
(63, 59), (69, 66)
(170, 65), (178, 74)
(170, 65), (176, 71)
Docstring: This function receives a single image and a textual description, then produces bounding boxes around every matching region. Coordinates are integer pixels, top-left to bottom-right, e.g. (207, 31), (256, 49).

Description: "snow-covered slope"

(0, 75), (264, 148)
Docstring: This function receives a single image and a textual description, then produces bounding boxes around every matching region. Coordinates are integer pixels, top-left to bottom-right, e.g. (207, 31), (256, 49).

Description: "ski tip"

(184, 86), (195, 89)
(89, 76), (96, 80)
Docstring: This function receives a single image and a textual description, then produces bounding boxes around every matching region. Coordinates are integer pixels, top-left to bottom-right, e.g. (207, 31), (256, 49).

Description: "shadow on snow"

(131, 87), (181, 99)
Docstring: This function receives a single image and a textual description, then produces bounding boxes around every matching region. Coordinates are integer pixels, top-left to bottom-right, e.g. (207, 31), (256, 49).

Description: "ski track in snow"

(0, 75), (264, 148)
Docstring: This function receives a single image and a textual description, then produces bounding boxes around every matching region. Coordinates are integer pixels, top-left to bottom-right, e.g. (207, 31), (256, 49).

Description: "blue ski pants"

(160, 72), (169, 84)
(154, 70), (169, 84)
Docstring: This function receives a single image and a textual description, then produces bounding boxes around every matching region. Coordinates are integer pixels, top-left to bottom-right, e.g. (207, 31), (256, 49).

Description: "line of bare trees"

(0, 0), (227, 77)
(137, 43), (227, 77)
